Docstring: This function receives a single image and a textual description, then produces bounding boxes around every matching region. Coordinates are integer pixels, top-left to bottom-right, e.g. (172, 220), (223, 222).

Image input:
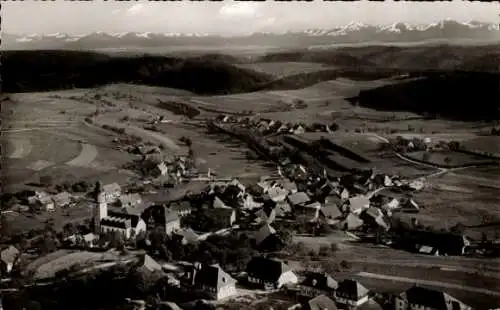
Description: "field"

(24, 250), (134, 280)
(405, 150), (494, 167)
(461, 136), (500, 156)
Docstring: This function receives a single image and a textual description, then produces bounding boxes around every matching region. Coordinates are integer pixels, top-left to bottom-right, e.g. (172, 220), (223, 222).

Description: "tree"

(0, 214), (12, 239)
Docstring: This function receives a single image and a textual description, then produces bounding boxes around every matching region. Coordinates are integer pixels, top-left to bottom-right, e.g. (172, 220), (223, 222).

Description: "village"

(1, 112), (499, 310)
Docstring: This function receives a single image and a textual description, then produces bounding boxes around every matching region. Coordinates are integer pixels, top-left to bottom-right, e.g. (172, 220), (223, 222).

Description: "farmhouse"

(52, 192), (72, 208)
(299, 272), (338, 299)
(36, 192), (54, 211)
(188, 263), (237, 300)
(102, 182), (121, 203)
(395, 286), (472, 310)
(254, 224), (277, 246)
(246, 257), (298, 290)
(335, 279), (370, 307)
(164, 210), (181, 236)
(0, 245), (20, 274)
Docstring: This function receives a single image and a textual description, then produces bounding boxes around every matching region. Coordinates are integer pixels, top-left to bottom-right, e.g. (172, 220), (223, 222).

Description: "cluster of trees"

(102, 124), (126, 135)
(181, 210), (229, 233)
(143, 229), (258, 273)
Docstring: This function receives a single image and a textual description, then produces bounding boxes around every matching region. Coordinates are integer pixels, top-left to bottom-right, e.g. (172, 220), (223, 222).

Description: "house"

(102, 183), (121, 203)
(288, 192), (311, 207)
(213, 196), (231, 209)
(278, 179), (298, 194)
(360, 207), (390, 231)
(299, 272), (338, 299)
(175, 228), (201, 245)
(242, 194), (264, 210)
(118, 194), (142, 210)
(335, 279), (370, 307)
(169, 201), (193, 217)
(52, 192), (72, 208)
(137, 254), (163, 272)
(0, 246), (20, 274)
(207, 208), (236, 228)
(302, 295), (338, 310)
(100, 211), (146, 240)
(36, 193), (54, 212)
(340, 188), (350, 201)
(189, 263), (237, 300)
(268, 187), (289, 202)
(246, 257), (298, 290)
(418, 245), (439, 256)
(254, 224), (277, 246)
(155, 161), (169, 177)
(320, 200), (343, 222)
(348, 195), (370, 215)
(165, 210), (181, 236)
(275, 201), (292, 217)
(257, 180), (277, 194)
(255, 207), (277, 224)
(343, 213), (364, 231)
(395, 286), (472, 310)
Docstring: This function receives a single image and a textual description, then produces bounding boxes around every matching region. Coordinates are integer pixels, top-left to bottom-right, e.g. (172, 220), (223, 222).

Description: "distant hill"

(354, 71), (500, 121)
(3, 20), (499, 50)
(2, 50), (273, 94)
(257, 44), (500, 72)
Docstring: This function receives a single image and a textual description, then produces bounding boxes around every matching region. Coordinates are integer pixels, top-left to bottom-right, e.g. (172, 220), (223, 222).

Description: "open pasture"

(405, 150), (494, 167)
(461, 136), (500, 156)
(236, 61), (331, 77)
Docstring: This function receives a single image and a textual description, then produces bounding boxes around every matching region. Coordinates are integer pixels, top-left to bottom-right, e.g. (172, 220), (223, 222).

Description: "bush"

(84, 117), (93, 124)
(39, 175), (53, 186)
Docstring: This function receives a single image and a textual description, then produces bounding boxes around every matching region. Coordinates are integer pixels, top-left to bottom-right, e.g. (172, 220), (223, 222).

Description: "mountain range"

(3, 20), (500, 50)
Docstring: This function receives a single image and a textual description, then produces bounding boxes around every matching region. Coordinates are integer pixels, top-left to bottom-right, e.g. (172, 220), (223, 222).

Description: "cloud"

(125, 3), (146, 17)
(218, 2), (261, 18)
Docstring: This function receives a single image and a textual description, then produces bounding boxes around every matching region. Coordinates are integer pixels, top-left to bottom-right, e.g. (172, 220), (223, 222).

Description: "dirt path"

(65, 143), (98, 167)
(355, 271), (500, 297)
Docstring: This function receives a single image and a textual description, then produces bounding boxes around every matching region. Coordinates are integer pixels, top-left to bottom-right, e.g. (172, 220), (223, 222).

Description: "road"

(355, 271), (500, 297)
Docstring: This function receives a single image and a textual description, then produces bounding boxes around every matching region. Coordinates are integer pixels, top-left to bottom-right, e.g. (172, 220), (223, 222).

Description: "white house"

(246, 257), (298, 290)
(335, 279), (370, 307)
(190, 263), (237, 300)
(395, 286), (472, 310)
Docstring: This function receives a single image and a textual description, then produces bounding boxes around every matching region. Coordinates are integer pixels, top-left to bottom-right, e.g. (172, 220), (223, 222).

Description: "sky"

(3, 1), (500, 35)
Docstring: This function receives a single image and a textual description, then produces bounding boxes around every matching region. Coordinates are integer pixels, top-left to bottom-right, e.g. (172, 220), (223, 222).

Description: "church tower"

(93, 181), (108, 233)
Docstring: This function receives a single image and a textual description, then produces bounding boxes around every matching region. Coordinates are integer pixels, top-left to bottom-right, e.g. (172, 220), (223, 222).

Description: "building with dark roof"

(335, 279), (370, 307)
(395, 286), (472, 310)
(303, 295), (337, 310)
(246, 257), (298, 290)
(299, 272), (338, 299)
(188, 263), (237, 300)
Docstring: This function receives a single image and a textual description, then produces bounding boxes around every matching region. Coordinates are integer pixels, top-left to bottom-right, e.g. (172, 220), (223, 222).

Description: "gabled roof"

(344, 213), (364, 230)
(246, 257), (292, 282)
(356, 298), (383, 310)
(213, 196), (230, 209)
(107, 211), (142, 228)
(254, 224), (277, 245)
(165, 210), (180, 224)
(177, 228), (200, 243)
(301, 272), (338, 291)
(268, 187), (288, 202)
(103, 182), (121, 194)
(194, 263), (236, 289)
(320, 204), (342, 220)
(255, 208), (276, 224)
(404, 286), (450, 310)
(1, 245), (20, 264)
(101, 217), (132, 229)
(52, 192), (71, 205)
(288, 192), (310, 206)
(349, 195), (370, 212)
(305, 202), (322, 210)
(304, 295), (337, 310)
(140, 254), (163, 272)
(275, 201), (292, 216)
(336, 279), (369, 299)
